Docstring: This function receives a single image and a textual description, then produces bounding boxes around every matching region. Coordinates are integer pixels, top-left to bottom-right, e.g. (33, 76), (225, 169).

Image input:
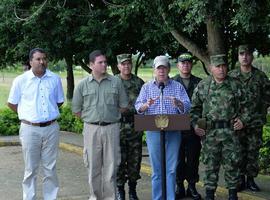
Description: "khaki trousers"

(83, 123), (121, 200)
(19, 122), (59, 200)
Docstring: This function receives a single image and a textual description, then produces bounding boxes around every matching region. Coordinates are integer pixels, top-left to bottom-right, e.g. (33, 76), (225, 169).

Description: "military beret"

(117, 54), (132, 64)
(178, 52), (193, 62)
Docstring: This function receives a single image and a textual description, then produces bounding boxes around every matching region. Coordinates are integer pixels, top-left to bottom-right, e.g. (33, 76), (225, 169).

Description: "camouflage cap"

(210, 54), (227, 67)
(117, 54), (132, 64)
(178, 52), (193, 62)
(238, 44), (254, 54)
(153, 56), (170, 69)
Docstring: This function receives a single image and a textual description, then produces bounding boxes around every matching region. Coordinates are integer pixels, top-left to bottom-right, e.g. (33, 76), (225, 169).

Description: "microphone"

(158, 82), (165, 94)
(158, 82), (165, 114)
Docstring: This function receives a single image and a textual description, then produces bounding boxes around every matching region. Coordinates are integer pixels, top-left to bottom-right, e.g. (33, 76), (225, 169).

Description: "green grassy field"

(0, 64), (207, 109)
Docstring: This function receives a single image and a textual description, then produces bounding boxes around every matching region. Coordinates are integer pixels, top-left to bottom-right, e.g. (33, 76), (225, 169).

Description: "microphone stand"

(159, 82), (167, 200)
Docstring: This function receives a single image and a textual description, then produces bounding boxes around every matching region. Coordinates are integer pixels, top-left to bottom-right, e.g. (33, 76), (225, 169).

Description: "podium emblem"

(155, 115), (169, 129)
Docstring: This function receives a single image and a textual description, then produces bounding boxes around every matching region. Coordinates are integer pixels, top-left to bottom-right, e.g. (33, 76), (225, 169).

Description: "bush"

(259, 114), (270, 174)
(58, 104), (83, 134)
(0, 105), (83, 135)
(0, 108), (20, 136)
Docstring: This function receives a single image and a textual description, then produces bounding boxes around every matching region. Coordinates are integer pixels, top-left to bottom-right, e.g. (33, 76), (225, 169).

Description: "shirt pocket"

(105, 88), (118, 105)
(82, 90), (96, 108)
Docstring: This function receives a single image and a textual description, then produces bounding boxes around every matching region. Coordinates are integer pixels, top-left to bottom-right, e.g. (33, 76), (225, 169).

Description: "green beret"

(210, 54), (227, 67)
(117, 54), (132, 64)
(178, 53), (193, 62)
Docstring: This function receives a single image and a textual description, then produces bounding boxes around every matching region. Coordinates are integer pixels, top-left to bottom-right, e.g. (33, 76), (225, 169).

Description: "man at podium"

(135, 55), (191, 200)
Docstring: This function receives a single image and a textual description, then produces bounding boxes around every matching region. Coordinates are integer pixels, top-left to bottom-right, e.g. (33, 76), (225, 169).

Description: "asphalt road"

(0, 146), (153, 200)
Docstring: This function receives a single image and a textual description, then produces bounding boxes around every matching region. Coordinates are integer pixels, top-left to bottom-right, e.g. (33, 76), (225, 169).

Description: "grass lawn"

(0, 64), (207, 109)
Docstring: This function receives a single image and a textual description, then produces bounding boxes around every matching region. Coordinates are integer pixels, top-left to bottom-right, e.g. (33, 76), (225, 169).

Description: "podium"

(135, 114), (190, 200)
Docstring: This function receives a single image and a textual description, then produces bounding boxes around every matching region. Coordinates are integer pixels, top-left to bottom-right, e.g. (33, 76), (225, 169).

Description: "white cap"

(153, 56), (170, 69)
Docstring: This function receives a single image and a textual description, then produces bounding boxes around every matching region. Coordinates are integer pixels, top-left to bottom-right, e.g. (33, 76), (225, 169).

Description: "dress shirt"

(72, 74), (128, 123)
(135, 79), (190, 115)
(8, 69), (64, 122)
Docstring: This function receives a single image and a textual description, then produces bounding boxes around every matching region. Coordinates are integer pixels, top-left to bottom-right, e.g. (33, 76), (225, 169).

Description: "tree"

(109, 0), (270, 69)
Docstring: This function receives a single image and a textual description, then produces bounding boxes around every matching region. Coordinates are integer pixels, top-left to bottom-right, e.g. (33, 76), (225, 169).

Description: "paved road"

(0, 146), (153, 200)
(1, 133), (269, 200)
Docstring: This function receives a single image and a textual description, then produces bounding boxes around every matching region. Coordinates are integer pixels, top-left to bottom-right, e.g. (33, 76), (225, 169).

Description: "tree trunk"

(206, 17), (225, 56)
(65, 55), (74, 101)
(135, 52), (144, 75)
(77, 59), (91, 74)
(161, 12), (210, 66)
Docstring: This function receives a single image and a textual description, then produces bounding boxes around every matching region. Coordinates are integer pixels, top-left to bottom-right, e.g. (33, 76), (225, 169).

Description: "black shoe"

(175, 182), (185, 199)
(117, 185), (125, 200)
(128, 181), (139, 200)
(237, 175), (246, 192)
(228, 189), (238, 200)
(186, 183), (201, 200)
(205, 189), (215, 200)
(246, 177), (260, 192)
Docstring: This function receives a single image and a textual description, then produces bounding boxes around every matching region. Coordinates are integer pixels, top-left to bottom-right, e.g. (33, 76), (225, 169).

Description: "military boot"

(205, 189), (215, 200)
(128, 181), (139, 200)
(246, 177), (260, 192)
(175, 182), (185, 199)
(228, 189), (238, 200)
(237, 175), (246, 192)
(186, 183), (201, 200)
(117, 185), (125, 200)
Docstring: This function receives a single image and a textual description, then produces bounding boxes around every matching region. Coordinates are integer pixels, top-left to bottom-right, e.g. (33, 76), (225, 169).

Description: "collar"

(88, 73), (111, 82)
(27, 69), (51, 79)
(152, 78), (172, 86)
(210, 75), (230, 86)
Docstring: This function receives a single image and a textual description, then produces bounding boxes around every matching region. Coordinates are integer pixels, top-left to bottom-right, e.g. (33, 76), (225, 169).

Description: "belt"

(89, 122), (112, 126)
(21, 119), (56, 127)
(211, 120), (231, 129)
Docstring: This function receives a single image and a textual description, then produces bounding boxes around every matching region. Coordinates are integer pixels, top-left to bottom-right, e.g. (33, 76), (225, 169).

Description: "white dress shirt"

(8, 69), (64, 122)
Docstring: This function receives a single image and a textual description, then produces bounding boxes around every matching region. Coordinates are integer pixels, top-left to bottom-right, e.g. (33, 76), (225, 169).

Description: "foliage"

(259, 114), (270, 174)
(0, 108), (20, 136)
(110, 0), (270, 67)
(58, 104), (83, 134)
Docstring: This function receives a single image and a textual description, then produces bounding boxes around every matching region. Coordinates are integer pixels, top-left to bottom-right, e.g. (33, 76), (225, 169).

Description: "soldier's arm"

(190, 85), (203, 128)
(236, 84), (251, 126)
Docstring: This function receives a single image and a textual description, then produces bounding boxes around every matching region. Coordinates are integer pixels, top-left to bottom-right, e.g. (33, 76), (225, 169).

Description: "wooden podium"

(134, 114), (190, 200)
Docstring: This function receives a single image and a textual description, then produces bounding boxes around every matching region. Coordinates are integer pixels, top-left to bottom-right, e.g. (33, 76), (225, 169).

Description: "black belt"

(21, 119), (56, 127)
(89, 122), (112, 126)
(211, 120), (231, 129)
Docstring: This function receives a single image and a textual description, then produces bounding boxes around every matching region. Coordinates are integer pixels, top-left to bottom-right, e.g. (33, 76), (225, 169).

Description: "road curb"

(0, 141), (20, 147)
(0, 139), (267, 200)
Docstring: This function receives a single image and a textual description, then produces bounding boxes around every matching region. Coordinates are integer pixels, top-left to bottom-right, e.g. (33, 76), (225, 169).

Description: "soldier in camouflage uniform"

(115, 54), (144, 200)
(228, 45), (270, 192)
(190, 54), (250, 200)
(173, 53), (202, 200)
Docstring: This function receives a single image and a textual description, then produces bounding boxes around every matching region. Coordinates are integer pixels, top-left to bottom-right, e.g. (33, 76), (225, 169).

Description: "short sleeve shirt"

(8, 69), (64, 122)
(72, 74), (128, 123)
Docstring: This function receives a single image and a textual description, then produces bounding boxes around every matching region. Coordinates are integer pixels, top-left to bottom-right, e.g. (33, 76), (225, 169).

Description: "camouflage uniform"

(115, 73), (144, 185)
(229, 66), (270, 178)
(190, 74), (250, 191)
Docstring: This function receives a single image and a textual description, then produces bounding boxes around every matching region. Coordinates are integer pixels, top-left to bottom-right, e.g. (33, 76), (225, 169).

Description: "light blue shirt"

(8, 69), (64, 123)
(135, 79), (191, 115)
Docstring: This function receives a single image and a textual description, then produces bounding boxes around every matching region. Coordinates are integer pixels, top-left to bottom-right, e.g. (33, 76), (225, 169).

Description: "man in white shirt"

(7, 48), (64, 200)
